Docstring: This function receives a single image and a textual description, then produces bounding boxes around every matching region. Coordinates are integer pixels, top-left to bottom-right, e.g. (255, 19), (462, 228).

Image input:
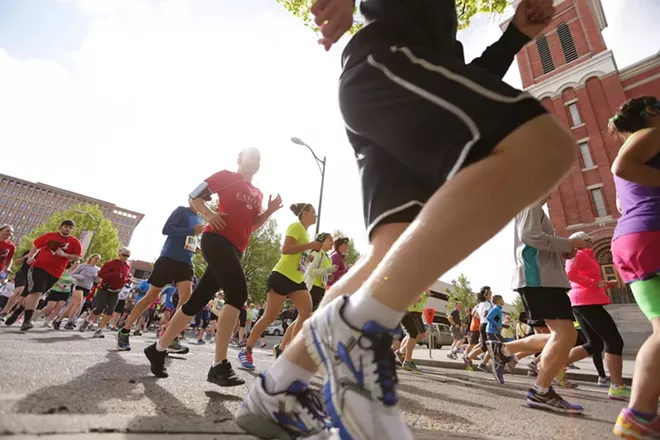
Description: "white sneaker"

(236, 373), (332, 439)
(42, 320), (51, 328)
(303, 296), (413, 440)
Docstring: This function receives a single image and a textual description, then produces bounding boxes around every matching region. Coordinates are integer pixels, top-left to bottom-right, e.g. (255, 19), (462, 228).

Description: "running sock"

(533, 384), (549, 395)
(24, 310), (34, 323)
(630, 408), (657, 423)
(343, 288), (404, 329)
(264, 356), (315, 394)
(155, 341), (168, 352)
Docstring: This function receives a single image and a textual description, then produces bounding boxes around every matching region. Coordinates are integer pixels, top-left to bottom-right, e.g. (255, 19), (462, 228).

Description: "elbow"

(611, 160), (634, 180)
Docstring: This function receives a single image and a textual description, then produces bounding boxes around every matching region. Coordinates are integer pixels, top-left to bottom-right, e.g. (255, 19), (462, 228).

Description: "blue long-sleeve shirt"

(160, 206), (203, 264)
(486, 304), (503, 335)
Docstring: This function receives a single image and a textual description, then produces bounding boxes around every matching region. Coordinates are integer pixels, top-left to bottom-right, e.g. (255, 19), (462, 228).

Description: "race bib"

(297, 252), (309, 274)
(184, 235), (200, 252)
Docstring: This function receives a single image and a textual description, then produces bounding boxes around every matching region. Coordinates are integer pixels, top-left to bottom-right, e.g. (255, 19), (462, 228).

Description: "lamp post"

(76, 210), (102, 258)
(291, 137), (326, 237)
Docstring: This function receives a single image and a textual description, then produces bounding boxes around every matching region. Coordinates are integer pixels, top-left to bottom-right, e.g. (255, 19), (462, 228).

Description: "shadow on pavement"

(30, 334), (87, 344)
(397, 393), (474, 427)
(397, 383), (491, 411)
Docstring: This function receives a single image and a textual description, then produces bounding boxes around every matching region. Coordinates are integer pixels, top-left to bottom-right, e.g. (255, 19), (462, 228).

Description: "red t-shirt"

(0, 240), (16, 273)
(33, 232), (83, 278)
(204, 170), (263, 252)
(98, 259), (132, 290)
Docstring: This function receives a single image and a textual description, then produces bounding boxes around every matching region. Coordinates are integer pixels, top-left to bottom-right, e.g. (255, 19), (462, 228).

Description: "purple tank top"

(613, 153), (660, 239)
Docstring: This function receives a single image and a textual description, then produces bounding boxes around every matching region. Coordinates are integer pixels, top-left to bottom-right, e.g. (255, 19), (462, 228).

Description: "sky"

(1, 0), (659, 301)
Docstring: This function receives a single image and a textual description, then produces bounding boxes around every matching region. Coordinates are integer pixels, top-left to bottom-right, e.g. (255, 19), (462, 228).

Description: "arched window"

(557, 22), (578, 63)
(536, 35), (555, 74)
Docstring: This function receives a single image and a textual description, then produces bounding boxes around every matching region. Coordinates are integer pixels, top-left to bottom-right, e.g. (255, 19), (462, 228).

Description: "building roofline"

(618, 51), (660, 81)
(0, 172), (144, 218)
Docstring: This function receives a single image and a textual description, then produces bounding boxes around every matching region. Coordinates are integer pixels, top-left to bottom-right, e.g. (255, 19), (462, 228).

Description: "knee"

(604, 334), (624, 357)
(224, 291), (247, 310)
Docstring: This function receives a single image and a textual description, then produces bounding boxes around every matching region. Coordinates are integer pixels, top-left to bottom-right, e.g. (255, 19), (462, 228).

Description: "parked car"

(264, 319), (284, 336)
(418, 323), (453, 349)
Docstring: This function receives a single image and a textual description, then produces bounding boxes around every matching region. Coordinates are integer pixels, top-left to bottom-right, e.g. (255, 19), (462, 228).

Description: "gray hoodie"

(512, 205), (572, 290)
(71, 263), (100, 290)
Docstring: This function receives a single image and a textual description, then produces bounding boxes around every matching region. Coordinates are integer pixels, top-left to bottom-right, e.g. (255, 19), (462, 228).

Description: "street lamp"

(291, 137), (326, 237)
(75, 210), (102, 258)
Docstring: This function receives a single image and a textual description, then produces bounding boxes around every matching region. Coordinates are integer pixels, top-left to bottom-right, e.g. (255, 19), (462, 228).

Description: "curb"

(413, 357), (633, 386)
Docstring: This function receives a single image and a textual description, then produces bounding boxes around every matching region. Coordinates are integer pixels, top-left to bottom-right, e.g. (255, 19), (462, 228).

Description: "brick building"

(0, 173), (144, 247)
(505, 0), (660, 304)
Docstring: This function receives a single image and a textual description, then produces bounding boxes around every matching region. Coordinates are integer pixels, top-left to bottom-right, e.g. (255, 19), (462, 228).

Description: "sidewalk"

(412, 346), (635, 384)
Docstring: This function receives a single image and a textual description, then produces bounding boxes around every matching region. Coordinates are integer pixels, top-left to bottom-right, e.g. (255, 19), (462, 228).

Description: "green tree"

(13, 203), (121, 269)
(243, 218), (283, 304)
(277, 0), (508, 34)
(446, 273), (477, 320)
(509, 294), (525, 321)
(332, 229), (361, 266)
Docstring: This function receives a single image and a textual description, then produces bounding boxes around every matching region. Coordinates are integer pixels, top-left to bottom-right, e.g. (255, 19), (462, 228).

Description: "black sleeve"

(466, 24), (531, 79)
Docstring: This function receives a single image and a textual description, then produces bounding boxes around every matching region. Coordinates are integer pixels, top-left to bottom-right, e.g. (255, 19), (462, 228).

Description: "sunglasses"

(120, 254), (131, 258)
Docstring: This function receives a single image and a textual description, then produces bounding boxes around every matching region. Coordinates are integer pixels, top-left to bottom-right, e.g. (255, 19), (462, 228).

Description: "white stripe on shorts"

(367, 53), (480, 181)
(366, 200), (425, 238)
(27, 267), (34, 294)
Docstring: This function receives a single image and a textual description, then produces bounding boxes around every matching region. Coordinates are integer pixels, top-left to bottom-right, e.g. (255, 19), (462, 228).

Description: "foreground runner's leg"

(237, 7), (576, 440)
(117, 286), (163, 350)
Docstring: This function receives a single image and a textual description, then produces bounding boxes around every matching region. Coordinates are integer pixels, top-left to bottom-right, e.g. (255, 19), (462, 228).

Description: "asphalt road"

(0, 325), (627, 439)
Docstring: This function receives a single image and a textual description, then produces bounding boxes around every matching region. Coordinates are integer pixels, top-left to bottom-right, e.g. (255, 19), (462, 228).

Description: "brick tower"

(504, 0), (660, 304)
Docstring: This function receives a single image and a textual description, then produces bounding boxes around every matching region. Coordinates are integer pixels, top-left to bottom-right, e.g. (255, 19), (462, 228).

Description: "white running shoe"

(303, 296), (413, 440)
(236, 373), (332, 439)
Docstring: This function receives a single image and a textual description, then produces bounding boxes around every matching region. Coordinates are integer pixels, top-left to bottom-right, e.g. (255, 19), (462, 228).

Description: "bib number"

(184, 235), (200, 252)
(297, 252), (309, 274)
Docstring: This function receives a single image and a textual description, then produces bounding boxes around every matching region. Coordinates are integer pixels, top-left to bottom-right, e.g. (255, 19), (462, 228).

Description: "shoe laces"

(372, 332), (398, 406)
(290, 386), (331, 429)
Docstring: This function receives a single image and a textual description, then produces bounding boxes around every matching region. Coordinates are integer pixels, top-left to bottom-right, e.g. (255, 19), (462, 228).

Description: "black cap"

(60, 219), (75, 228)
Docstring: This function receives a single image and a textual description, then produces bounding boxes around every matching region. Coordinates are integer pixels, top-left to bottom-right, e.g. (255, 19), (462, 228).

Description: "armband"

(189, 182), (212, 201)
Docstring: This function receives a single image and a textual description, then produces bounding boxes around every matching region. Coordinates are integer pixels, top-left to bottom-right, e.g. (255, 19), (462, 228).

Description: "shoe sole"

(612, 423), (648, 440)
(235, 410), (293, 440)
(608, 395), (630, 402)
(207, 376), (245, 387)
(167, 348), (190, 354)
(526, 399), (584, 414)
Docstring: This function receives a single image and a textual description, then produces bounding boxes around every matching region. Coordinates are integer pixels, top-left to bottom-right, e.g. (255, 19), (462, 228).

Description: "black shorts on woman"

(339, 21), (545, 234)
(266, 271), (306, 296)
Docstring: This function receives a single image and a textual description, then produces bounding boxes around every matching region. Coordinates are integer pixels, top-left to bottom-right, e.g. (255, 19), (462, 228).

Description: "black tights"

(181, 233), (247, 316)
(573, 304), (624, 378)
(576, 328), (606, 378)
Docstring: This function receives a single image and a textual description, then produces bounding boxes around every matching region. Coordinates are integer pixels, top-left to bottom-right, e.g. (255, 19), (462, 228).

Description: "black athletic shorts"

(401, 311), (425, 338)
(339, 23), (546, 237)
(74, 286), (90, 296)
(310, 285), (325, 311)
(517, 287), (573, 323)
(487, 333), (505, 343)
(14, 269), (28, 288)
(148, 257), (194, 288)
(114, 299), (126, 314)
(469, 331), (480, 345)
(239, 308), (247, 327)
(27, 267), (59, 295)
(47, 290), (70, 302)
(267, 271), (307, 296)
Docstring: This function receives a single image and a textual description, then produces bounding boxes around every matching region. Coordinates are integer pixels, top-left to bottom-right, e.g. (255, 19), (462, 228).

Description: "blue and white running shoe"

(303, 296), (413, 440)
(236, 373), (333, 439)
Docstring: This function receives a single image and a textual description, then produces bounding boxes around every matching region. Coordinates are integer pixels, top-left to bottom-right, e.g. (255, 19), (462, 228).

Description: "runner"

(79, 248), (132, 338)
(239, 203), (319, 368)
(42, 260), (79, 329)
(56, 253), (101, 330)
(398, 290), (429, 373)
(563, 231), (629, 399)
(327, 236), (350, 289)
(608, 96), (660, 438)
(464, 287), (494, 372)
(110, 282), (133, 331)
(144, 147), (282, 386)
(157, 284), (177, 337)
(303, 232), (338, 311)
(0, 249), (30, 320)
(237, 0), (578, 436)
(5, 220), (82, 331)
(0, 225), (15, 278)
(117, 203), (204, 351)
(485, 295), (507, 383)
(447, 301), (464, 359)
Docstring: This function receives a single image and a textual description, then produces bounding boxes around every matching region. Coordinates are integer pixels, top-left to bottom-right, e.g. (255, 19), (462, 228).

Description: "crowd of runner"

(0, 0), (659, 438)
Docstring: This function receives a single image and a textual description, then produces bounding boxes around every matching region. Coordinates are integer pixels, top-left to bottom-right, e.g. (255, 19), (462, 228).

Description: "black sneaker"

(133, 330), (142, 336)
(167, 338), (189, 354)
(144, 343), (168, 378)
(79, 321), (90, 333)
(20, 321), (34, 332)
(273, 343), (282, 359)
(4, 310), (20, 326)
(207, 360), (245, 387)
(52, 320), (61, 331)
(526, 387), (584, 414)
(64, 321), (75, 331)
(117, 330), (131, 351)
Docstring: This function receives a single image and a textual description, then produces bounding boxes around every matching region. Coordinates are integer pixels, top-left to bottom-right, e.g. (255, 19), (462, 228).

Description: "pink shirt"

(565, 249), (611, 307)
